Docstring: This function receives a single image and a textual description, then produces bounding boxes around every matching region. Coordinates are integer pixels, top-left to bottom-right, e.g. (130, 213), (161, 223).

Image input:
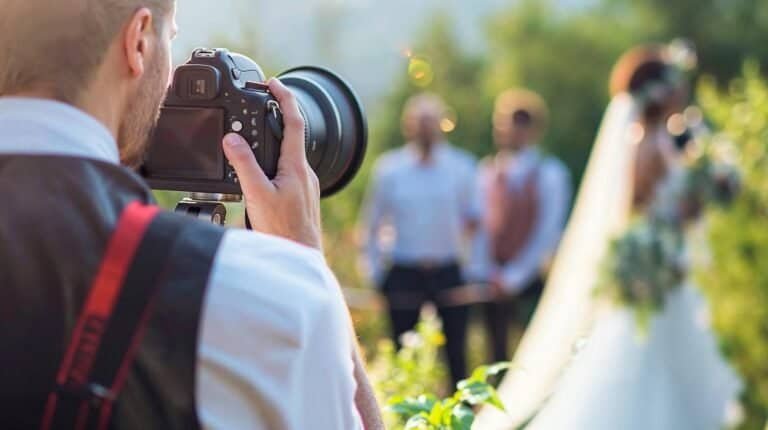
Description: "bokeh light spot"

(440, 118), (456, 133)
(408, 57), (434, 87)
(440, 107), (458, 133)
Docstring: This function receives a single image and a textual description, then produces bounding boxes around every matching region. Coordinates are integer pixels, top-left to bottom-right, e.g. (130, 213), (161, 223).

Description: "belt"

(393, 260), (458, 271)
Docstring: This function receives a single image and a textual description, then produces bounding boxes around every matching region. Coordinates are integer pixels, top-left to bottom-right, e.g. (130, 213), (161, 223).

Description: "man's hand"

(223, 78), (323, 250)
(490, 272), (512, 299)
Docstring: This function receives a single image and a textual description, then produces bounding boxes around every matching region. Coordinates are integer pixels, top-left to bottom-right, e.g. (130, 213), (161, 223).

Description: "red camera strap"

(40, 202), (162, 430)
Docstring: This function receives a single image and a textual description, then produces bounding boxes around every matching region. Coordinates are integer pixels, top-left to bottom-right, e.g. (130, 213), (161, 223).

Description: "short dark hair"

(493, 89), (549, 132)
(0, 0), (174, 103)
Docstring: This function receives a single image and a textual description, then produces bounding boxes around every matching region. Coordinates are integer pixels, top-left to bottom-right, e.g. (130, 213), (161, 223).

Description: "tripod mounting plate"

(175, 198), (228, 225)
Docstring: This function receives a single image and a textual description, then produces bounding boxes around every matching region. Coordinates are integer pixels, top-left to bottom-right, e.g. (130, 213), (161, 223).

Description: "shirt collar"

(0, 97), (119, 164)
(404, 141), (449, 165)
(494, 146), (539, 168)
(514, 146), (540, 164)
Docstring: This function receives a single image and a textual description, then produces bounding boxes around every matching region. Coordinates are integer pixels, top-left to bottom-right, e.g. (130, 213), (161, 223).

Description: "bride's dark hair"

(610, 45), (674, 123)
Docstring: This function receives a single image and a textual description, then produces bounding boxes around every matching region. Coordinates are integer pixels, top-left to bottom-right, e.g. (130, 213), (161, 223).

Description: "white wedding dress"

(517, 284), (741, 429)
(475, 95), (742, 430)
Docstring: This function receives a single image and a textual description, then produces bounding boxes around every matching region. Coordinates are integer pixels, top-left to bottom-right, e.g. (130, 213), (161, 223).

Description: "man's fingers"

(268, 78), (307, 171)
(222, 133), (272, 198)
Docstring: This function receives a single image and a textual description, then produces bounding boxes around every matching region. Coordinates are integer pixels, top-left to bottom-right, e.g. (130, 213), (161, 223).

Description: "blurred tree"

(606, 0), (768, 81)
(483, 0), (637, 184)
(373, 11), (491, 158)
(696, 65), (768, 430)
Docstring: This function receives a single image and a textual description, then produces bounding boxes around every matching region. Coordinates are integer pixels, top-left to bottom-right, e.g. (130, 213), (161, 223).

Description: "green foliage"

(696, 64), (768, 430)
(387, 363), (510, 430)
(483, 0), (636, 184)
(368, 309), (511, 430)
(373, 12), (491, 158)
(606, 0), (768, 80)
(369, 309), (449, 428)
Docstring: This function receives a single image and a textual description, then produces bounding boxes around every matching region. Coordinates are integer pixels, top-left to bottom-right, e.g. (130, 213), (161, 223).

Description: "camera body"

(142, 48), (367, 197)
(143, 48), (282, 195)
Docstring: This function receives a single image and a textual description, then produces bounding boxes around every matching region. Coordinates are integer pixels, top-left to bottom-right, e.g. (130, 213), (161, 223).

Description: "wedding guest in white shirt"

(361, 93), (478, 386)
(469, 89), (572, 363)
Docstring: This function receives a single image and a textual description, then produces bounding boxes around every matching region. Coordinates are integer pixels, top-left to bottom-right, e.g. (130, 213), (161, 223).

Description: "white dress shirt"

(0, 97), (362, 430)
(468, 147), (572, 293)
(361, 143), (478, 285)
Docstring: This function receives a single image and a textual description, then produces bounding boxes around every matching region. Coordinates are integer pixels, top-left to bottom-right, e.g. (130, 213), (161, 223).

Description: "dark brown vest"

(0, 155), (223, 430)
(484, 159), (541, 265)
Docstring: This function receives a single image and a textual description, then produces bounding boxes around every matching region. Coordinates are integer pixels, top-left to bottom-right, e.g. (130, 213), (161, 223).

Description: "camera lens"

(277, 67), (368, 197)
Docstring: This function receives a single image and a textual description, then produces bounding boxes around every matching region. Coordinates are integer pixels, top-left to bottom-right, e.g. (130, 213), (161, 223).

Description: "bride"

(476, 44), (741, 430)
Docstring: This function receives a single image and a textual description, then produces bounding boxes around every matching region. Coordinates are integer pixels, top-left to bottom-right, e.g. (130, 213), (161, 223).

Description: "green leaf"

(485, 386), (507, 412)
(486, 362), (512, 377)
(417, 394), (438, 410)
(457, 380), (493, 405)
(388, 394), (437, 417)
(450, 403), (475, 430)
(389, 401), (428, 417)
(456, 379), (508, 412)
(440, 398), (459, 425)
(428, 401), (444, 424)
(469, 365), (488, 382)
(404, 413), (431, 430)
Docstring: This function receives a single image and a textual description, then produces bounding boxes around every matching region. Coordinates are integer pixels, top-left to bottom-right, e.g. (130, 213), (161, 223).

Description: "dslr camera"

(142, 48), (367, 198)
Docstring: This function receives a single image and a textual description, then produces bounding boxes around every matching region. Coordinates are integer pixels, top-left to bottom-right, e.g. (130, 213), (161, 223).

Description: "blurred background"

(164, 1), (768, 428)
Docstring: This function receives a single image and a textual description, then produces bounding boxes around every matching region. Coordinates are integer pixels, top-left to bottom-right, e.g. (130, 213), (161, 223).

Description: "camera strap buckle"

(267, 99), (281, 119)
(266, 100), (285, 142)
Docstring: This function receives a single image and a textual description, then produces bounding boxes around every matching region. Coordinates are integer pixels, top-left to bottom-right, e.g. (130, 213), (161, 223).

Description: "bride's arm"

(632, 133), (668, 210)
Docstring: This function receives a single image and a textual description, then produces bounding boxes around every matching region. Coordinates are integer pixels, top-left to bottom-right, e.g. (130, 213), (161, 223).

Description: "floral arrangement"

(598, 127), (739, 327)
(598, 219), (685, 327)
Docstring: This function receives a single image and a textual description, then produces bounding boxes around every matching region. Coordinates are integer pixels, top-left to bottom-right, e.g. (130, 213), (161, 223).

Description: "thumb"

(222, 133), (272, 198)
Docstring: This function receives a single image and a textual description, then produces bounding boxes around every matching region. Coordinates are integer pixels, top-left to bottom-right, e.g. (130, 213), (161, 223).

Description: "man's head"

(401, 93), (446, 152)
(0, 0), (178, 167)
(493, 89), (549, 152)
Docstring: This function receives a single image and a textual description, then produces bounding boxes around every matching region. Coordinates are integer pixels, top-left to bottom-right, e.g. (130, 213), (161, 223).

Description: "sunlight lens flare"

(408, 56), (434, 87)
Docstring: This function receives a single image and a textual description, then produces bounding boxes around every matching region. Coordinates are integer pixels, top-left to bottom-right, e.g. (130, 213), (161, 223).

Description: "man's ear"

(123, 8), (155, 79)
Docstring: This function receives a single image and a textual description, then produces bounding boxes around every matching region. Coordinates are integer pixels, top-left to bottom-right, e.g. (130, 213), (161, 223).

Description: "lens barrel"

(278, 67), (367, 197)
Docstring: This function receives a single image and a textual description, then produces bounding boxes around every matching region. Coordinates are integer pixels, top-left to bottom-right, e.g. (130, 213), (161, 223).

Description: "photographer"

(0, 1), (382, 429)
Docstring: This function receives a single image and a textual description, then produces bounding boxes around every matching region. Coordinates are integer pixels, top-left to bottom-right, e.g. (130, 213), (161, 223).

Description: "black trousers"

(382, 263), (469, 387)
(483, 277), (545, 363)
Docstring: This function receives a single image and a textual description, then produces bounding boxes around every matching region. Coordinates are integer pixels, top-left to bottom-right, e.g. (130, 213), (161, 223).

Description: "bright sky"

(174, 0), (513, 106)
